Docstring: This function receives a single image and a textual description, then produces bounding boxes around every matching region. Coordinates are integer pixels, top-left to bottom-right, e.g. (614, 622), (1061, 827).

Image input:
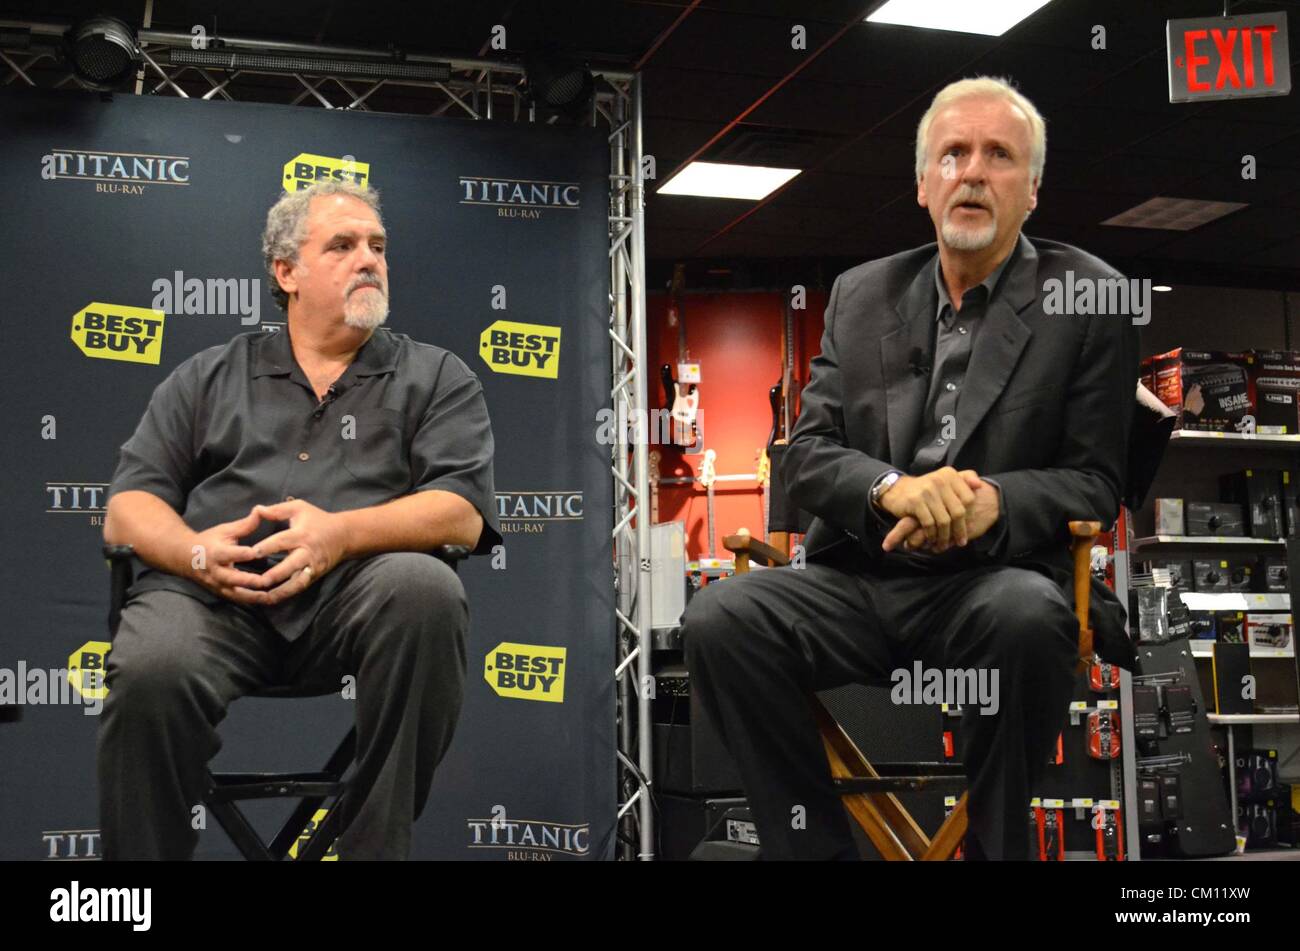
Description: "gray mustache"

(948, 188), (990, 212)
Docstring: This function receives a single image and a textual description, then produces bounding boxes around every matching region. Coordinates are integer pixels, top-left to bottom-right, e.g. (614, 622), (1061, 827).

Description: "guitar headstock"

(700, 448), (717, 489)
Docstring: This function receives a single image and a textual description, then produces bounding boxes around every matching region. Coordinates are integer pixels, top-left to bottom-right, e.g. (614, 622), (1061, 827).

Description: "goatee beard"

(344, 289), (389, 329)
(941, 217), (997, 251)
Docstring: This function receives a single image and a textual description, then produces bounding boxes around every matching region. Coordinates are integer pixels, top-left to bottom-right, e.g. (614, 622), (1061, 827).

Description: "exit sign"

(1167, 11), (1290, 103)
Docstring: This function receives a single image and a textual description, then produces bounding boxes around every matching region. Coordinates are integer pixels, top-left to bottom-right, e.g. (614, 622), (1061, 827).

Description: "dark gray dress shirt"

(107, 325), (502, 641)
(869, 246), (1017, 569)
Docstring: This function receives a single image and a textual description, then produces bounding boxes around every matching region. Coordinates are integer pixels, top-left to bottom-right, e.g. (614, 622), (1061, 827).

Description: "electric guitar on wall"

(663, 261), (701, 450)
(700, 448), (717, 561)
(661, 363), (699, 448)
(764, 300), (801, 556)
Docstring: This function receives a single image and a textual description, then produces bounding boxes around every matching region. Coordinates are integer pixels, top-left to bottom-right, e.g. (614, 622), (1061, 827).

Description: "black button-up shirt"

(869, 247), (1016, 568)
(909, 249), (1013, 473)
(107, 325), (502, 641)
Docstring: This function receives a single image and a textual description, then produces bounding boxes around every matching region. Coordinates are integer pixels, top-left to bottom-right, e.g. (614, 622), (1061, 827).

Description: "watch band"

(871, 469), (903, 512)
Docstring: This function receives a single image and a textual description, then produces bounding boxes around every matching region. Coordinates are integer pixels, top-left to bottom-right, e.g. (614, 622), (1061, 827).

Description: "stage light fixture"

(524, 52), (595, 118)
(65, 15), (140, 90)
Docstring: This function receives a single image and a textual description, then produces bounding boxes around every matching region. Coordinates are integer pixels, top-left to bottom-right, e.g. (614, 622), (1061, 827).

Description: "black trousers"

(682, 548), (1077, 860)
(97, 552), (468, 860)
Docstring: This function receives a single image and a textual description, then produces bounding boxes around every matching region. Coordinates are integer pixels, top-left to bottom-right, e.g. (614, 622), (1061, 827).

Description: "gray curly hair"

(262, 179), (384, 310)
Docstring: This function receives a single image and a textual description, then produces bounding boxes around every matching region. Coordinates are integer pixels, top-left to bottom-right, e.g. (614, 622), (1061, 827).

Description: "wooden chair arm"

(723, 531), (790, 573)
(1068, 520), (1101, 671)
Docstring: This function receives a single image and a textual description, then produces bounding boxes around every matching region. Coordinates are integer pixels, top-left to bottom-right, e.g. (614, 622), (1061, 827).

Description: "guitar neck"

(706, 483), (716, 559)
(762, 481), (770, 543)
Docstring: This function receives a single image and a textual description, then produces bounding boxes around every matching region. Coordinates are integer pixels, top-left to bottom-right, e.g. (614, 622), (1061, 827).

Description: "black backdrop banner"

(0, 88), (614, 860)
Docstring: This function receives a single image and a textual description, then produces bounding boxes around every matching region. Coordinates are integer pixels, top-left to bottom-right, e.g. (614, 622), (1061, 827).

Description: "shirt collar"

(933, 244), (1017, 328)
(252, 324), (398, 379)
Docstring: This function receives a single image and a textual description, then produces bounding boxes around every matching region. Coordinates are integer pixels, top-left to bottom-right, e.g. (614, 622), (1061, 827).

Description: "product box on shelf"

(1255, 555), (1289, 592)
(1283, 470), (1300, 537)
(1185, 502), (1245, 537)
(1220, 469), (1284, 539)
(1246, 614), (1292, 650)
(1150, 348), (1254, 432)
(1154, 498), (1185, 535)
(1251, 350), (1300, 435)
(1216, 611), (1247, 644)
(1192, 559), (1233, 592)
(1151, 558), (1194, 592)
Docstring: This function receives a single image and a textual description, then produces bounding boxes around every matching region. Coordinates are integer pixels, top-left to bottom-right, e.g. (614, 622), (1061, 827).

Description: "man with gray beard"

(99, 180), (502, 859)
(683, 77), (1140, 860)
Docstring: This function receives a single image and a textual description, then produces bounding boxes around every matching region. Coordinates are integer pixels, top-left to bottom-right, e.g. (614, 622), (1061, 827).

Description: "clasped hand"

(184, 499), (349, 606)
(878, 466), (1000, 555)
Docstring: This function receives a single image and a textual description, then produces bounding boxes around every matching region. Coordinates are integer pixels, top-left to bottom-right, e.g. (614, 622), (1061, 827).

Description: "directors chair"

(103, 542), (469, 861)
(720, 383), (1174, 860)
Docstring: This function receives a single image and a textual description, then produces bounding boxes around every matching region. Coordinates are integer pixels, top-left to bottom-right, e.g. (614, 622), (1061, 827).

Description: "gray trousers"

(97, 552), (468, 860)
(683, 548), (1078, 860)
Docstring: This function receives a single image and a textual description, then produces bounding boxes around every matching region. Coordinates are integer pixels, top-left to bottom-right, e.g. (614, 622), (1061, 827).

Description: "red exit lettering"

(1183, 24), (1279, 92)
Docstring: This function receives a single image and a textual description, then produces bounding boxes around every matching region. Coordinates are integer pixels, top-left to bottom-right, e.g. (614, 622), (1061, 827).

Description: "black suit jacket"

(780, 234), (1141, 667)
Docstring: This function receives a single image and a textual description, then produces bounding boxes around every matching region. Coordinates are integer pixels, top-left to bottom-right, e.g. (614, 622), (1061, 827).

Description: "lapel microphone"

(907, 346), (933, 377)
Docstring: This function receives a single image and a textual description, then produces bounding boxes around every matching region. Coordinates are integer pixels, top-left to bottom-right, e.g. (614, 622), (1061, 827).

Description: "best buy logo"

(68, 640), (111, 700)
(287, 808), (339, 860)
(484, 642), (566, 702)
(478, 320), (561, 379)
(70, 303), (164, 365)
(282, 153), (370, 193)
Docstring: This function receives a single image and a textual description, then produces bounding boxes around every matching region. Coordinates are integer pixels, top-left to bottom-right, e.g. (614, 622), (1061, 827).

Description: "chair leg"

(271, 726), (358, 861)
(921, 792), (968, 861)
(205, 782), (275, 861)
(812, 698), (932, 861)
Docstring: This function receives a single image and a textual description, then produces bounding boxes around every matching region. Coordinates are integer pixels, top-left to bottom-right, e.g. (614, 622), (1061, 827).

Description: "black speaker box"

(1211, 642), (1253, 715)
(1256, 555), (1289, 592)
(1282, 469), (1300, 537)
(1236, 802), (1278, 850)
(651, 665), (742, 796)
(1235, 749), (1280, 803)
(1185, 502), (1245, 537)
(658, 795), (753, 861)
(1220, 470), (1283, 539)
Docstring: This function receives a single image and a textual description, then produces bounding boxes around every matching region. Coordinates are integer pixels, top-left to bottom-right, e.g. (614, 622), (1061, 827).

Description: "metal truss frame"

(0, 19), (655, 861)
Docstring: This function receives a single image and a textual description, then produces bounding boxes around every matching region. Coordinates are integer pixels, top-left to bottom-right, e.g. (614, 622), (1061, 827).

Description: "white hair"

(262, 179), (383, 310)
(914, 76), (1046, 186)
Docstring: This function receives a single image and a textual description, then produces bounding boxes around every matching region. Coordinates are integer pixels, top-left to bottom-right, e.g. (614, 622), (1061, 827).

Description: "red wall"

(647, 289), (828, 560)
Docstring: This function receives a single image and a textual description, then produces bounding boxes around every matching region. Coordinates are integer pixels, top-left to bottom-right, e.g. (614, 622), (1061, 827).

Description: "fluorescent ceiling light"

(657, 161), (801, 200)
(1101, 197), (1248, 231)
(866, 0), (1055, 36)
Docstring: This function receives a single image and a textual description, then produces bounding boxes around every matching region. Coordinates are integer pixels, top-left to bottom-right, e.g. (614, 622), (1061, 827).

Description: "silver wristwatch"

(870, 470), (903, 512)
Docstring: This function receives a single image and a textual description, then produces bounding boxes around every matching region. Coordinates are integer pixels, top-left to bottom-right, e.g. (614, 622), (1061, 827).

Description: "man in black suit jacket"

(683, 77), (1140, 860)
